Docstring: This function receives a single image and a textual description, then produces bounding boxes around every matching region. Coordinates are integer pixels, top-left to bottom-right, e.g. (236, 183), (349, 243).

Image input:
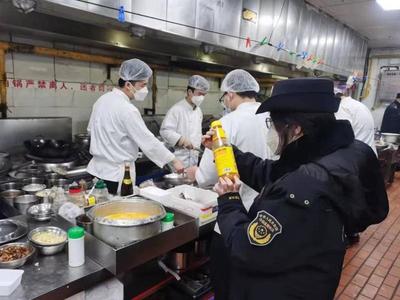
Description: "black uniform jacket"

(217, 120), (389, 300)
(381, 100), (400, 133)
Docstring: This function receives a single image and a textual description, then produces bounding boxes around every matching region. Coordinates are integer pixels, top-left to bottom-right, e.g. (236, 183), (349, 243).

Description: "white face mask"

(191, 95), (205, 107)
(132, 86), (149, 101)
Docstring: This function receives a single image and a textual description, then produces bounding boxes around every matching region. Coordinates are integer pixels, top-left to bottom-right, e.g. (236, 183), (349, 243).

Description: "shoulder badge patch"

(247, 210), (282, 246)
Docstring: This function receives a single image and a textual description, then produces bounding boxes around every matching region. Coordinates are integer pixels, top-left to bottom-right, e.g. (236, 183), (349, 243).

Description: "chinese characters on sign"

(6, 79), (113, 92)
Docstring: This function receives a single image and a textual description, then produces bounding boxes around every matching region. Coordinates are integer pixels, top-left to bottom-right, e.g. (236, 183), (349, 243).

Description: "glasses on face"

(265, 117), (273, 129)
(218, 92), (227, 104)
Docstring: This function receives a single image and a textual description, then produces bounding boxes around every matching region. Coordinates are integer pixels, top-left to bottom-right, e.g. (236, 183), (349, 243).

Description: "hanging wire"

(268, 0), (288, 43)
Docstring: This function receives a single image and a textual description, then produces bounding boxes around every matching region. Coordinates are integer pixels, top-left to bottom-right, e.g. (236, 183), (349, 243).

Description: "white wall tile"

(89, 63), (107, 84)
(13, 53), (54, 80)
(55, 57), (90, 82)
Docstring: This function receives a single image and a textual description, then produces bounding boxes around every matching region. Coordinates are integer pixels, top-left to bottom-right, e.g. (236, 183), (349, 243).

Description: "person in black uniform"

(204, 78), (388, 300)
(381, 93), (400, 133)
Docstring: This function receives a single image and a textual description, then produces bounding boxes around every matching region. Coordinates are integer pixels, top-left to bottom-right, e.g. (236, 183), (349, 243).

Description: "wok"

(24, 138), (74, 158)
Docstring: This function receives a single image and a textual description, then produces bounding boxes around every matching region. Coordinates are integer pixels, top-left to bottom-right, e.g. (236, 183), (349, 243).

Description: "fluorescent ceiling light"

(377, 0), (400, 11)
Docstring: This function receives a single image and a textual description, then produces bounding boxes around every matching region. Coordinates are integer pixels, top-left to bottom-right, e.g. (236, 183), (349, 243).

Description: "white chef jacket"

(87, 88), (175, 184)
(195, 102), (272, 234)
(335, 96), (377, 155)
(160, 99), (203, 168)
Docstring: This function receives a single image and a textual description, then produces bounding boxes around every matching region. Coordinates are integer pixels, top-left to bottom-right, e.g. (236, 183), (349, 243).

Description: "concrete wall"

(1, 34), (224, 135)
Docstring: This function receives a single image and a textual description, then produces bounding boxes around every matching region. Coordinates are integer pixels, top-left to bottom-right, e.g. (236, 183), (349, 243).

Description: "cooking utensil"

(87, 198), (166, 247)
(22, 183), (46, 195)
(21, 177), (45, 185)
(24, 139), (74, 158)
(27, 203), (54, 221)
(0, 182), (23, 192)
(46, 178), (71, 189)
(162, 173), (192, 186)
(0, 242), (35, 269)
(28, 226), (67, 256)
(381, 133), (400, 144)
(35, 189), (54, 204)
(0, 189), (24, 206)
(0, 220), (28, 244)
(14, 195), (39, 214)
(76, 214), (93, 234)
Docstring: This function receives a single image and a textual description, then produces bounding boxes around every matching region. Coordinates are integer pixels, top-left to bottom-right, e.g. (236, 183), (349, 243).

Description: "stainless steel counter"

(1, 215), (111, 300)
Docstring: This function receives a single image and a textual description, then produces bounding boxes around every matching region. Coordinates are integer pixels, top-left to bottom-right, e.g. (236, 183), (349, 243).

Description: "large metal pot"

(87, 198), (166, 248)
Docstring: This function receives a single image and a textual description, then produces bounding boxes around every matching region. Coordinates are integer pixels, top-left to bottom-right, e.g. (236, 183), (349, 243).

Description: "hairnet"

(221, 69), (260, 93)
(188, 75), (210, 92)
(119, 58), (153, 81)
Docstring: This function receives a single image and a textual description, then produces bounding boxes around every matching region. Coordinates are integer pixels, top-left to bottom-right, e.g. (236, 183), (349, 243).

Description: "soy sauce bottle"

(120, 163), (133, 196)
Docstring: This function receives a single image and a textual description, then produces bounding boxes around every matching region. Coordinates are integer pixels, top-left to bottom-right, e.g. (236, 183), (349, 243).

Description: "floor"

(335, 173), (400, 300)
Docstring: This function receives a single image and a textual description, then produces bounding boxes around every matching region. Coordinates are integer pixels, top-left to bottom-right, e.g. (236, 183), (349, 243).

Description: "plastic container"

(0, 269), (24, 296)
(91, 180), (109, 204)
(68, 226), (85, 267)
(161, 212), (175, 231)
(68, 186), (85, 207)
(210, 120), (239, 179)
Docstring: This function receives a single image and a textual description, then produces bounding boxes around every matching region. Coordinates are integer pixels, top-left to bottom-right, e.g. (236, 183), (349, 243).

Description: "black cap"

(256, 78), (340, 114)
(396, 93), (400, 99)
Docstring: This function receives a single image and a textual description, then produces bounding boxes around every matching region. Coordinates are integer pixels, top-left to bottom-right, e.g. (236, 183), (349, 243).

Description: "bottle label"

(213, 146), (239, 177)
(123, 179), (132, 185)
(212, 127), (226, 141)
(88, 195), (96, 206)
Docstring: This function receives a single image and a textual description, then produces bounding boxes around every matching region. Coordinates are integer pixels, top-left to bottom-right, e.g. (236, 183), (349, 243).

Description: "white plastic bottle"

(68, 226), (85, 267)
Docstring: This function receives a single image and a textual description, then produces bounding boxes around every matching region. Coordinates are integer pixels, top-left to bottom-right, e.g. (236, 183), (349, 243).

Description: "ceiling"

(306, 0), (400, 48)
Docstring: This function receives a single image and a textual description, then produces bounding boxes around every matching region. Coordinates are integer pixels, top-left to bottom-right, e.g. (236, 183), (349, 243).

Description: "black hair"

(118, 78), (138, 88)
(335, 92), (344, 98)
(270, 112), (336, 138)
(236, 91), (258, 99)
(187, 86), (195, 93)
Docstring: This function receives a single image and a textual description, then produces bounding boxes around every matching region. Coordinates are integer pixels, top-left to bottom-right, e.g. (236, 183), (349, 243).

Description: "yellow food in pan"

(105, 212), (151, 220)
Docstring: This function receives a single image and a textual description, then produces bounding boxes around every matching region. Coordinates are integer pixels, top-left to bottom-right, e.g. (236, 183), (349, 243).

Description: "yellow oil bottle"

(210, 120), (239, 179)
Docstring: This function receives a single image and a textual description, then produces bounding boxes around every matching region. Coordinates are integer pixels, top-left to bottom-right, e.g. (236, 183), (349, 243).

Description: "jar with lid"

(161, 212), (175, 231)
(68, 226), (85, 267)
(68, 186), (85, 207)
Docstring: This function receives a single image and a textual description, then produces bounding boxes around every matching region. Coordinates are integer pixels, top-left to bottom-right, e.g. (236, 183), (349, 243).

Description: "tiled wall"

(1, 34), (223, 135)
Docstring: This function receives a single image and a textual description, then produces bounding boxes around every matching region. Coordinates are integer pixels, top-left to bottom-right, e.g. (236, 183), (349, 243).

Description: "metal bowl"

(163, 173), (192, 186)
(46, 178), (72, 189)
(35, 189), (54, 203)
(22, 184), (47, 195)
(88, 198), (166, 247)
(0, 182), (23, 192)
(0, 242), (35, 268)
(14, 195), (39, 214)
(28, 226), (67, 255)
(0, 189), (24, 206)
(22, 177), (45, 185)
(27, 203), (54, 221)
(381, 133), (400, 144)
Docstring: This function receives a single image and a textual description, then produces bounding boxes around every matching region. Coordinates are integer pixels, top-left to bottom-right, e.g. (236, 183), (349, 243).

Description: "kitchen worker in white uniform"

(334, 88), (377, 155)
(87, 58), (184, 194)
(160, 75), (210, 168)
(186, 69), (272, 300)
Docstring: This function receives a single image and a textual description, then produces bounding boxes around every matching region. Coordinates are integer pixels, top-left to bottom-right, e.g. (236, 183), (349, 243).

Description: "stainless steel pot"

(0, 182), (23, 192)
(0, 189), (24, 206)
(381, 133), (400, 144)
(14, 195), (39, 214)
(46, 178), (72, 188)
(87, 198), (166, 248)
